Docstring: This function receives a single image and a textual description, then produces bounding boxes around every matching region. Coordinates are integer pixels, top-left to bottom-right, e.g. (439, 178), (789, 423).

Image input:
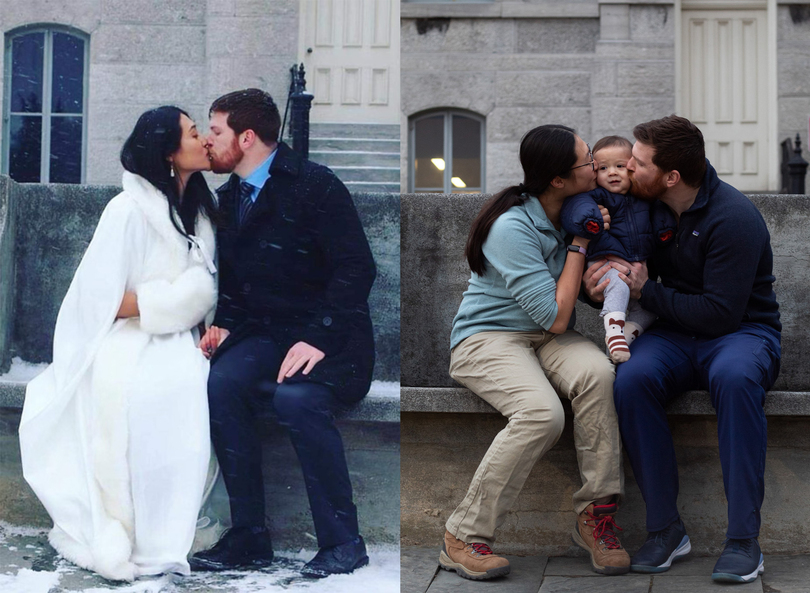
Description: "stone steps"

(329, 165), (400, 183)
(309, 150), (399, 168)
(308, 122), (401, 193)
(309, 137), (400, 153)
(309, 123), (400, 140)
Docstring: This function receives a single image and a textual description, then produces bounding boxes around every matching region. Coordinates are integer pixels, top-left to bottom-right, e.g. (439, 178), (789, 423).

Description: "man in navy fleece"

(584, 115), (781, 585)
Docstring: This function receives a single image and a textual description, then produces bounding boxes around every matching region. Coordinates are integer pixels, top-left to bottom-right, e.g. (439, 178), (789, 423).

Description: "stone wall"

(401, 192), (810, 390)
(0, 0), (299, 185)
(1, 177), (400, 383)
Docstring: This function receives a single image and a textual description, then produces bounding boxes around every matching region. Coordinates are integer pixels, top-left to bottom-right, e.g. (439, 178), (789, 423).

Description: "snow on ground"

(0, 537), (400, 593)
(0, 357), (48, 383)
(0, 568), (63, 593)
(0, 521), (49, 541)
(368, 381), (399, 399)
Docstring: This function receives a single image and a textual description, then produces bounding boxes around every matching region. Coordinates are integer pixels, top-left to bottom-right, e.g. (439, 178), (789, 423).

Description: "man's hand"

(277, 341), (326, 383)
(612, 257), (648, 300)
(199, 326), (230, 359)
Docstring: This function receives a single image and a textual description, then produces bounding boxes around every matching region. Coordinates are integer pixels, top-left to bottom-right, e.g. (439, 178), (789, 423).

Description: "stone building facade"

(1, 0), (400, 191)
(401, 0), (810, 194)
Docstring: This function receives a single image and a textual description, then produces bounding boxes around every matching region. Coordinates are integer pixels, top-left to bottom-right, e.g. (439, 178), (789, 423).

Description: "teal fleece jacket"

(450, 195), (572, 350)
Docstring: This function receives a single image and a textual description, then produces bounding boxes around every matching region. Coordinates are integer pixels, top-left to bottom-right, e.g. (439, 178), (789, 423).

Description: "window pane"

(452, 115), (481, 192)
(9, 115), (42, 182)
(414, 115), (445, 190)
(50, 116), (82, 183)
(51, 33), (85, 114)
(11, 32), (44, 113)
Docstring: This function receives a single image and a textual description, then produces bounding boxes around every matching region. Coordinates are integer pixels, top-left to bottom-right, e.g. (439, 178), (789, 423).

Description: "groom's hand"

(199, 325), (230, 359)
(277, 341), (325, 383)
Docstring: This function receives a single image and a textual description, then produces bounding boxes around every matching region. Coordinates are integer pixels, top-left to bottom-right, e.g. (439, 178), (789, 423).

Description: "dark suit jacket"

(211, 142), (376, 403)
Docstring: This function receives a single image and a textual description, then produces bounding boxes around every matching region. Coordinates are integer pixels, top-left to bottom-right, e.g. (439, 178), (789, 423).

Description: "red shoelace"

(467, 543), (494, 556)
(588, 512), (624, 549)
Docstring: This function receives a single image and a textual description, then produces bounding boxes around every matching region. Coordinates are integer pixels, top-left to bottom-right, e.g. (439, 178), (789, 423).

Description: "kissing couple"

(19, 88), (377, 582)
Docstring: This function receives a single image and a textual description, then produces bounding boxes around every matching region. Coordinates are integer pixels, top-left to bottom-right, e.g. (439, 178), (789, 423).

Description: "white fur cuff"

(136, 266), (217, 335)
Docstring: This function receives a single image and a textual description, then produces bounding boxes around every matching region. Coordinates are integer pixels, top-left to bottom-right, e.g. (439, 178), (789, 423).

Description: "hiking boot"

(630, 518), (691, 573)
(439, 530), (510, 580)
(189, 526), (274, 571)
(300, 536), (369, 578)
(711, 538), (764, 583)
(571, 500), (630, 575)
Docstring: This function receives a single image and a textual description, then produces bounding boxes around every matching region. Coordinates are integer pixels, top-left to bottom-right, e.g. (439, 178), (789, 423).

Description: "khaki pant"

(446, 330), (623, 546)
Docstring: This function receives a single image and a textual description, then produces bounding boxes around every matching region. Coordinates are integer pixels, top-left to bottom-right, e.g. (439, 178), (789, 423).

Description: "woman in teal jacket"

(440, 125), (629, 581)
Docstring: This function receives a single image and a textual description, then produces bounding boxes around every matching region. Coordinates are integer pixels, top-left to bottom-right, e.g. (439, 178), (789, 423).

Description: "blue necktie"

(238, 180), (254, 226)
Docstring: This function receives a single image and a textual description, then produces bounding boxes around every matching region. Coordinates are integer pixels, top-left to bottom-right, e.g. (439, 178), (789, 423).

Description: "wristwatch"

(567, 244), (587, 256)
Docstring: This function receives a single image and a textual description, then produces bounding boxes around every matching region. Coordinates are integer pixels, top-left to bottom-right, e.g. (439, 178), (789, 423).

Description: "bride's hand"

(199, 325), (230, 359)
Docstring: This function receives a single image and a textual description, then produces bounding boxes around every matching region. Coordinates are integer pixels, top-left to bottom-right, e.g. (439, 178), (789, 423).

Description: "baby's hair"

(593, 135), (633, 155)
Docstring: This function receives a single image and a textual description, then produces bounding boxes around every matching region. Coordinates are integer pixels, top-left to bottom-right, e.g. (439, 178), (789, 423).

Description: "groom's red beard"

(209, 137), (244, 174)
(630, 170), (668, 202)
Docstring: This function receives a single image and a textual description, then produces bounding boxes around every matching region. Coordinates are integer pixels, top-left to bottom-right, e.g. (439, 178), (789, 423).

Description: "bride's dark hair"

(120, 106), (219, 237)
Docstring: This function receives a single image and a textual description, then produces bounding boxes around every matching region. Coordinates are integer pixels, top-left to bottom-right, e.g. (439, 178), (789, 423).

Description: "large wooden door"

(299, 0), (399, 124)
(681, 9), (770, 191)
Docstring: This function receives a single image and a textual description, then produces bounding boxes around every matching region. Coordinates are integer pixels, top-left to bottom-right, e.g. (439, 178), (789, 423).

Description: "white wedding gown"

(19, 172), (219, 581)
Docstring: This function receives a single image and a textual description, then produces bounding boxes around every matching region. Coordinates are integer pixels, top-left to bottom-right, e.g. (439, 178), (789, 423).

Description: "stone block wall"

(401, 12), (599, 193)
(0, 177), (400, 383)
(402, 1), (810, 194)
(0, 0), (298, 185)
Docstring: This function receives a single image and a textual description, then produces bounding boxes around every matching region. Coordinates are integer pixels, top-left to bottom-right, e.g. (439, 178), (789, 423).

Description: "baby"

(561, 136), (674, 363)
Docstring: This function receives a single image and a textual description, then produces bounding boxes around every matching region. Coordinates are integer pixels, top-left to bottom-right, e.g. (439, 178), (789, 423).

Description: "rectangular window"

(3, 28), (88, 183)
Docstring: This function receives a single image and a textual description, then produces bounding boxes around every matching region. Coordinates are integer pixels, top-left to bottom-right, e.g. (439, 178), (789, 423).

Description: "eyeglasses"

(570, 144), (595, 171)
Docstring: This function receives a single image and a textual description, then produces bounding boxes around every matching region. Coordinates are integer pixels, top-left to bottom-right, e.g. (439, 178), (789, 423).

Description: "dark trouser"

(614, 323), (780, 539)
(208, 335), (359, 548)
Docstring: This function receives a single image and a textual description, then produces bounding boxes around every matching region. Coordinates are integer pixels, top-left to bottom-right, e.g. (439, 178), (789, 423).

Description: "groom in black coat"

(190, 89), (376, 578)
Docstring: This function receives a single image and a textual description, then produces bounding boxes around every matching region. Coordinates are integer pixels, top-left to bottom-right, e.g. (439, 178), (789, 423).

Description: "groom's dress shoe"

(189, 526), (274, 571)
(300, 536), (369, 578)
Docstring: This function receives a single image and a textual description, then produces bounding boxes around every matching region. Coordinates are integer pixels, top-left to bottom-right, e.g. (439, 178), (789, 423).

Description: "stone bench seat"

(0, 178), (401, 548)
(0, 379), (401, 423)
(400, 192), (810, 556)
(401, 386), (810, 416)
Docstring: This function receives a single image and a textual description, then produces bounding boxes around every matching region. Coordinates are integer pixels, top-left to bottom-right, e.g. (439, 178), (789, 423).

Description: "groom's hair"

(209, 88), (280, 146)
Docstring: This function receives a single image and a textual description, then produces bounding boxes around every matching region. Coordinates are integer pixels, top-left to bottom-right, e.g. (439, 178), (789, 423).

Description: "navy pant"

(208, 335), (359, 548)
(614, 323), (780, 539)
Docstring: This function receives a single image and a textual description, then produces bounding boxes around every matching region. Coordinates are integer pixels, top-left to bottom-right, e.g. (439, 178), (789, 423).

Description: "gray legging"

(599, 266), (658, 329)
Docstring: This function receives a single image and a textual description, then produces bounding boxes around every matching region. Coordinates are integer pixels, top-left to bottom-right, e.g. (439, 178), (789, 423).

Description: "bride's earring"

(170, 163), (175, 178)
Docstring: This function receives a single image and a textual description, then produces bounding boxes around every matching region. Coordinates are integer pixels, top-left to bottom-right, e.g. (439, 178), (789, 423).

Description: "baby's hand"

(598, 205), (611, 231)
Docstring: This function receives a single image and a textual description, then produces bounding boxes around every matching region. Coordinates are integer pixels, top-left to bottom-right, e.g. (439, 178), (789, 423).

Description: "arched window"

(2, 26), (89, 183)
(409, 109), (485, 193)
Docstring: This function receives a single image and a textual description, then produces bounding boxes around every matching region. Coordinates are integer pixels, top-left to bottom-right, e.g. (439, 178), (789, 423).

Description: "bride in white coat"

(19, 106), (220, 581)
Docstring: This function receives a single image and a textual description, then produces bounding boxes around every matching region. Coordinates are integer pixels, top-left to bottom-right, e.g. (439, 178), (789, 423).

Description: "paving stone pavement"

(402, 546), (810, 593)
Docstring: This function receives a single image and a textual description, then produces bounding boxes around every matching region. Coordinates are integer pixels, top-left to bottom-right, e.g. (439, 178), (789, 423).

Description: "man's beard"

(209, 138), (244, 174)
(630, 171), (667, 202)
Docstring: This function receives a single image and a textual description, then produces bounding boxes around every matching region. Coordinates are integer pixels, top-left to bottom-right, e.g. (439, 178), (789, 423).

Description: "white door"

(299, 0), (400, 124)
(681, 9), (770, 191)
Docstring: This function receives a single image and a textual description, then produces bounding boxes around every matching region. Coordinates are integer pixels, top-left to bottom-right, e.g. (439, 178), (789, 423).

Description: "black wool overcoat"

(211, 142), (376, 403)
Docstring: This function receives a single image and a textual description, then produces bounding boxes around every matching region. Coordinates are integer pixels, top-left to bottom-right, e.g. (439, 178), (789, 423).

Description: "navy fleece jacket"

(640, 161), (781, 338)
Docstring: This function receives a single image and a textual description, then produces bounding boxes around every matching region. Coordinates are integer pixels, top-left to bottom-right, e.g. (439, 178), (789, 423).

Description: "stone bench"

(400, 192), (810, 556)
(0, 175), (400, 549)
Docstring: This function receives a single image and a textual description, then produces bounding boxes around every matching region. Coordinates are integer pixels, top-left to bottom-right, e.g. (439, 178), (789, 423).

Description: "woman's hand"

(116, 292), (139, 319)
(199, 325), (230, 359)
(582, 260), (612, 303)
